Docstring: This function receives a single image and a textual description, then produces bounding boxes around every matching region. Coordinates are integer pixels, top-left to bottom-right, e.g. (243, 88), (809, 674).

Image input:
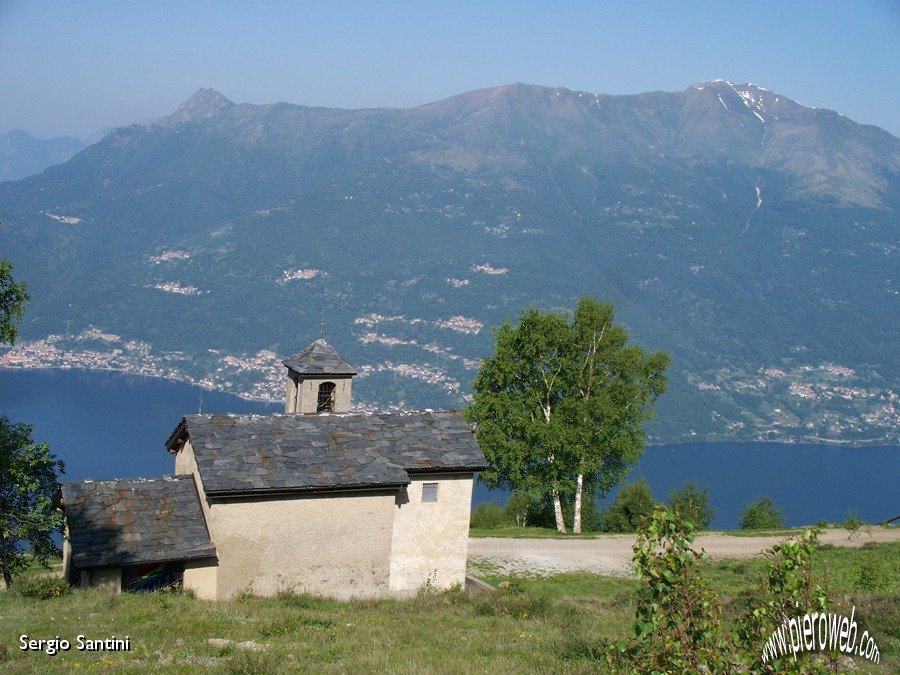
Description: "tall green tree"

(466, 308), (575, 532)
(564, 299), (669, 532)
(0, 258), (29, 345)
(467, 298), (668, 533)
(0, 418), (65, 586)
(0, 251), (65, 586)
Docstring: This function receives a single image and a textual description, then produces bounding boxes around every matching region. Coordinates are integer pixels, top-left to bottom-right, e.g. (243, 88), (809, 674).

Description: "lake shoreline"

(2, 367), (898, 529)
(3, 365), (894, 448)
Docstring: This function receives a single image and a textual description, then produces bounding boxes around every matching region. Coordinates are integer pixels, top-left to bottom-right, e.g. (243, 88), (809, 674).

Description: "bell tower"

(282, 339), (356, 414)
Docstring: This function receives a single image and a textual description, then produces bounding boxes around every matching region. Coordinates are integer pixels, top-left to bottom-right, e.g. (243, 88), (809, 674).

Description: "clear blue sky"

(2, 0), (898, 139)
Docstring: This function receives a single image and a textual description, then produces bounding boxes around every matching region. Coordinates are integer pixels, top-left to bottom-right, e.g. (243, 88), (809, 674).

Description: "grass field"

(1, 541), (897, 673)
(469, 526), (600, 539)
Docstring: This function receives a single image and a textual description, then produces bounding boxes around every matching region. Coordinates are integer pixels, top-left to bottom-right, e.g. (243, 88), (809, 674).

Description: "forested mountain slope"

(1, 82), (897, 444)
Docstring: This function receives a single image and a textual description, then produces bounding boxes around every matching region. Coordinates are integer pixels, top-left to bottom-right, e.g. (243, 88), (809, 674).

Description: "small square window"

(421, 482), (438, 503)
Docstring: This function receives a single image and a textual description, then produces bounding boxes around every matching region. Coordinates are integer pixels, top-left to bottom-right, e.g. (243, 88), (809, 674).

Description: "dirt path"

(468, 527), (900, 577)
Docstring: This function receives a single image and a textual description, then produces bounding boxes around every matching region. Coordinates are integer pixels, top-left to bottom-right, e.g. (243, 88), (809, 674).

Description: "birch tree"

(466, 309), (576, 532)
(467, 298), (668, 534)
(564, 298), (668, 532)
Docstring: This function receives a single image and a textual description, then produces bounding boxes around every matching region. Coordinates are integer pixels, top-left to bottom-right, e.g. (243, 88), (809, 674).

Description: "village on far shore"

(2, 325), (897, 446)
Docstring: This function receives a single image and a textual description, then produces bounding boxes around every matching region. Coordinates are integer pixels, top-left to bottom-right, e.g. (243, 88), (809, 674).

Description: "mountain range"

(1, 81), (898, 444)
(0, 130), (84, 182)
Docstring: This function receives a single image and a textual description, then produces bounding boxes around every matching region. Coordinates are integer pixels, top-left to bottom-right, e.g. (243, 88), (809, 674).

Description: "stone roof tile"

(282, 339), (356, 376)
(61, 476), (215, 569)
(172, 410), (486, 496)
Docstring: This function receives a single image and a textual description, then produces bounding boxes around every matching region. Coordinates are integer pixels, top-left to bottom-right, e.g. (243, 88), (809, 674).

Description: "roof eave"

(206, 481), (409, 500)
(74, 547), (218, 570)
(284, 368), (357, 378)
(165, 418), (189, 452)
(405, 465), (489, 474)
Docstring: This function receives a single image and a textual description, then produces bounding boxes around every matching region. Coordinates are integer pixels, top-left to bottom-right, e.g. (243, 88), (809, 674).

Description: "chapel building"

(61, 339), (487, 599)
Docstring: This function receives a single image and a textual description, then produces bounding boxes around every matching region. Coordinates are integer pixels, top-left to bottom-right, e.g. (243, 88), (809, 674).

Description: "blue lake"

(2, 368), (897, 529)
(0, 368), (277, 481)
(473, 443), (900, 530)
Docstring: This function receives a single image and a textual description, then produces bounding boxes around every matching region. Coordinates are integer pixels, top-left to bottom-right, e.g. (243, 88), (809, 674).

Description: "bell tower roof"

(282, 339), (357, 377)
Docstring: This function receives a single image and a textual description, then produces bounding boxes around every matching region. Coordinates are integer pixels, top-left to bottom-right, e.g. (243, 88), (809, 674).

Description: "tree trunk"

(573, 473), (584, 534)
(0, 537), (12, 588)
(552, 489), (567, 533)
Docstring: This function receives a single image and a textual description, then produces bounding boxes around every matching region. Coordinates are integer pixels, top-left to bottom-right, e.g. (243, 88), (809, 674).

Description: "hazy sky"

(2, 0), (898, 140)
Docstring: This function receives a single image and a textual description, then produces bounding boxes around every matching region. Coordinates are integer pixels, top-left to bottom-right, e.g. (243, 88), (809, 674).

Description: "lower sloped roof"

(61, 476), (215, 569)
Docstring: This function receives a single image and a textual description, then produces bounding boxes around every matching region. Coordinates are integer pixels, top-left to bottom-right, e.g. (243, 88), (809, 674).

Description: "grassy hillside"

(1, 541), (897, 672)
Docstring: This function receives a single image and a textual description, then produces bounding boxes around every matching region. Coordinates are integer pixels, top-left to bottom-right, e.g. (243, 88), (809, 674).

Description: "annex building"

(61, 339), (487, 599)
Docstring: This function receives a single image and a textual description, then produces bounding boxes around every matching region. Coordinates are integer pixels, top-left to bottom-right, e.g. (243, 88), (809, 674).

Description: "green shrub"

(842, 510), (870, 540)
(611, 511), (831, 672)
(739, 496), (784, 530)
(470, 501), (505, 529)
(856, 552), (891, 593)
(666, 480), (715, 529)
(607, 509), (732, 672)
(14, 575), (70, 599)
(734, 528), (828, 671)
(502, 491), (533, 527)
(599, 478), (658, 532)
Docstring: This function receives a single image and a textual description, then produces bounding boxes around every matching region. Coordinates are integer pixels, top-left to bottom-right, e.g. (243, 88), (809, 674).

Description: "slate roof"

(365, 411), (490, 474)
(61, 476), (216, 569)
(282, 339), (357, 376)
(167, 410), (487, 497)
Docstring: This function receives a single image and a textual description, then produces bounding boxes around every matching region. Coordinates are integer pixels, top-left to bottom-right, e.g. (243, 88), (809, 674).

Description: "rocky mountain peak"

(160, 88), (235, 126)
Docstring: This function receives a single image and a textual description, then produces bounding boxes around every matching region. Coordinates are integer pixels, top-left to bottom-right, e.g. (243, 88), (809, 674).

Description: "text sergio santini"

(20, 634), (131, 655)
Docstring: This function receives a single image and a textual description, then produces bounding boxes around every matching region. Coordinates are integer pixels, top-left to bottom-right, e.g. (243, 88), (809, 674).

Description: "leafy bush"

(607, 508), (732, 672)
(856, 552), (891, 593)
(14, 575), (70, 599)
(739, 496), (784, 530)
(470, 501), (505, 529)
(734, 528), (828, 671)
(842, 510), (870, 540)
(502, 491), (533, 527)
(599, 478), (658, 532)
(610, 510), (831, 672)
(666, 480), (715, 529)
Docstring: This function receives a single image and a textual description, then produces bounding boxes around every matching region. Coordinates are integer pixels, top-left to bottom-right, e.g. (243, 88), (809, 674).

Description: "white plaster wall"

(388, 474), (474, 593)
(207, 491), (396, 599)
(183, 557), (218, 600)
(284, 376), (298, 413)
(174, 440), (211, 523)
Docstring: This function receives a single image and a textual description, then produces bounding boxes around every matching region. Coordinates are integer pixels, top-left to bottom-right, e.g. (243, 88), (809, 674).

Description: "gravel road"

(468, 528), (900, 577)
